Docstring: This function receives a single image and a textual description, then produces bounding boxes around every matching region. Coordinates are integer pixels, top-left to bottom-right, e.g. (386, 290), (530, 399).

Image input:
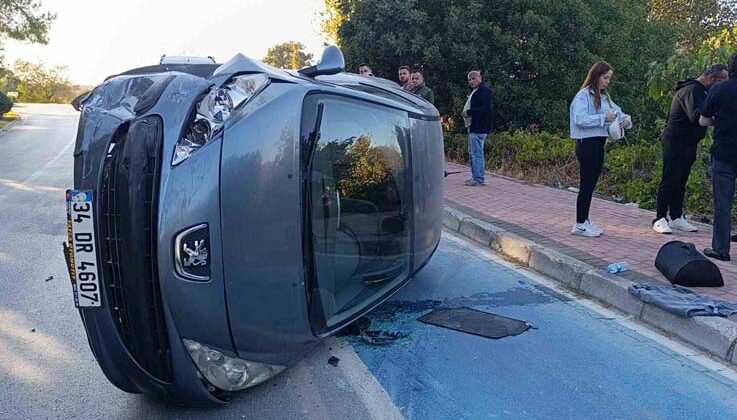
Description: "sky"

(3, 0), (329, 86)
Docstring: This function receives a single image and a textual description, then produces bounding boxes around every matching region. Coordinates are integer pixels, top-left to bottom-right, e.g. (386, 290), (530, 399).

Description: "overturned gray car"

(65, 47), (444, 404)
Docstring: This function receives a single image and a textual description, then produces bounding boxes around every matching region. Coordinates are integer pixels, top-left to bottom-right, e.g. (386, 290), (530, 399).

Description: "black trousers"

(655, 138), (698, 221)
(711, 158), (736, 255)
(575, 137), (606, 223)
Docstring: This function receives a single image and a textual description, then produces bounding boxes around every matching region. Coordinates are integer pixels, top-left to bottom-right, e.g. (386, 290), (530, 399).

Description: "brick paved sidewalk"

(444, 162), (737, 303)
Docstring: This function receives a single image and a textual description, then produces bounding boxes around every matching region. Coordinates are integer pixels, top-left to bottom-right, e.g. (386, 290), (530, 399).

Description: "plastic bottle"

(606, 262), (630, 274)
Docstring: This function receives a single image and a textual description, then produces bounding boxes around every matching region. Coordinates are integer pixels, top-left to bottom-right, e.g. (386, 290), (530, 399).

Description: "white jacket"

(569, 89), (631, 139)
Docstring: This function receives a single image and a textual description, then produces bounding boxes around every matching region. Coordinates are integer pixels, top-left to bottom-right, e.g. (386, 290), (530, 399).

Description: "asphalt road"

(0, 104), (401, 420)
(2, 104), (737, 419)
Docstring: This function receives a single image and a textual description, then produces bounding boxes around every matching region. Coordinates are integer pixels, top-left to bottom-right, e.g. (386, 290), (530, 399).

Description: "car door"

(302, 94), (413, 332)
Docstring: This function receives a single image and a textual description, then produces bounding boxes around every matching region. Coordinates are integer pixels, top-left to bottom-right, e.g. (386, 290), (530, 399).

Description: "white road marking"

(0, 177), (67, 194)
(328, 337), (405, 420)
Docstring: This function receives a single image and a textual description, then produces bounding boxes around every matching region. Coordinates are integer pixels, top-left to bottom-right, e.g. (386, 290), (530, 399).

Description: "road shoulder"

(444, 204), (737, 366)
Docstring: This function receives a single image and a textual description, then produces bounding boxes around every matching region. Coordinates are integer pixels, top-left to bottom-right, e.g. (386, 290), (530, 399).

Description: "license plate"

(66, 190), (102, 308)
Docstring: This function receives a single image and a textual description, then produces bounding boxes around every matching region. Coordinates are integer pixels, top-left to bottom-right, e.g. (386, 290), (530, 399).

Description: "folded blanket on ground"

(628, 283), (737, 318)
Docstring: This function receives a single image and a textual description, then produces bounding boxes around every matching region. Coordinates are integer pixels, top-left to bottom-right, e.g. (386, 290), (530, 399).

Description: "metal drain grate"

(418, 307), (530, 339)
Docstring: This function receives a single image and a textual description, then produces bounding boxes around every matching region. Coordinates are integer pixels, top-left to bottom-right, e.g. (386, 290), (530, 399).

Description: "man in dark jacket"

(410, 70), (434, 104)
(700, 54), (737, 261)
(462, 71), (493, 186)
(653, 64), (728, 234)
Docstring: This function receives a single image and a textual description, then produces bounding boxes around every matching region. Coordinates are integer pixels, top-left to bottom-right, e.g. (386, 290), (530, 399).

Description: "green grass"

(0, 111), (20, 129)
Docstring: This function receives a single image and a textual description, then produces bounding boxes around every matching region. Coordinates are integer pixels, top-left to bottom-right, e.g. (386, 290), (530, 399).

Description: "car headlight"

(172, 73), (270, 166)
(183, 339), (285, 391)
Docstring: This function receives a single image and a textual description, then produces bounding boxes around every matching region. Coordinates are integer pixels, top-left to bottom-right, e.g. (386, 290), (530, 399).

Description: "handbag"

(605, 94), (625, 140)
(607, 119), (624, 140)
(655, 240), (724, 287)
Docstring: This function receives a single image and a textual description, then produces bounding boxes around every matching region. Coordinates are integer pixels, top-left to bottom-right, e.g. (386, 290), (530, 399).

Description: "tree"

(0, 67), (20, 95)
(324, 0), (678, 135)
(13, 60), (74, 103)
(263, 41), (313, 69)
(0, 0), (56, 44)
(648, 27), (737, 110)
(649, 0), (737, 50)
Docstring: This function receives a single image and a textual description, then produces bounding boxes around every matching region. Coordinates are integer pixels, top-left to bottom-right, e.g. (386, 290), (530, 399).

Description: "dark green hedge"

(445, 130), (716, 221)
(0, 91), (13, 116)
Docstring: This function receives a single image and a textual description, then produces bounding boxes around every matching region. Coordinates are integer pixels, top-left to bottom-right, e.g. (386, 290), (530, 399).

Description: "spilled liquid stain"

(342, 285), (561, 348)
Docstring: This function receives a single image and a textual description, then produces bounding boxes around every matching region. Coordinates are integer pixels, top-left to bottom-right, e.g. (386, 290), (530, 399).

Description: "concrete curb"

(444, 205), (737, 366)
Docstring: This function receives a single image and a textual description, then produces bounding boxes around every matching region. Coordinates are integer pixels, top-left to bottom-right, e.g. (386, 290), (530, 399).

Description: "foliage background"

(263, 41), (314, 69)
(325, 0), (737, 221)
(324, 0), (680, 135)
(0, 0), (87, 105)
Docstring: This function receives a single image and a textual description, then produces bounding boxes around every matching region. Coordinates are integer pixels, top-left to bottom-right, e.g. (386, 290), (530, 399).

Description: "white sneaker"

(571, 222), (601, 237)
(586, 220), (604, 236)
(652, 217), (672, 234)
(669, 216), (698, 232)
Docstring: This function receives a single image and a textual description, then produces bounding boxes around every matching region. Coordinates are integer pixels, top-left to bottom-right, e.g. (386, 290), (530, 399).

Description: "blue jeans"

(468, 133), (487, 183)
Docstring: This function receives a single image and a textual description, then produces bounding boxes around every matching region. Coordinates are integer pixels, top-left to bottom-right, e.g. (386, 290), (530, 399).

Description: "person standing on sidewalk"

(700, 54), (737, 261)
(462, 70), (493, 186)
(569, 62), (632, 237)
(653, 64), (729, 235)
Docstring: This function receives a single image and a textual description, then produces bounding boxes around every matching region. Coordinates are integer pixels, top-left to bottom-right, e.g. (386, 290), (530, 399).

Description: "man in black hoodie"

(653, 64), (728, 235)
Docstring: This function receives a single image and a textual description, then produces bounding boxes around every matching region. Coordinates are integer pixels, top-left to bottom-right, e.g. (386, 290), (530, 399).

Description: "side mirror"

(299, 45), (345, 77)
(71, 90), (92, 112)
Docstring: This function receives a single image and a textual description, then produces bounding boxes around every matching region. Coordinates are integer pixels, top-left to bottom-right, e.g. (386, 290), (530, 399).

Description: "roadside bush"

(445, 130), (723, 221)
(0, 91), (13, 116)
(446, 130), (577, 187)
(599, 141), (662, 208)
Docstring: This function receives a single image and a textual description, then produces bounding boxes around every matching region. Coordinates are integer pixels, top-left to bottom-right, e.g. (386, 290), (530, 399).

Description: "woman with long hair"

(569, 61), (632, 237)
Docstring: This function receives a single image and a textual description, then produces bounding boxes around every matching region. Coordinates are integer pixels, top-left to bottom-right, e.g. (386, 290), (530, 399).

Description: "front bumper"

(72, 74), (232, 403)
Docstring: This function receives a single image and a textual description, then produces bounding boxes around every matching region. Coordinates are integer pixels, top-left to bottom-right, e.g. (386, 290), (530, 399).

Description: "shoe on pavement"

(464, 179), (485, 186)
(571, 222), (601, 237)
(652, 217), (673, 234)
(704, 248), (730, 262)
(732, 234), (737, 243)
(669, 216), (698, 232)
(586, 219), (603, 236)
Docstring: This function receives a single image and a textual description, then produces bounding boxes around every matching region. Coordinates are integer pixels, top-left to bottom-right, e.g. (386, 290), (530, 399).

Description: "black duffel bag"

(655, 240), (724, 287)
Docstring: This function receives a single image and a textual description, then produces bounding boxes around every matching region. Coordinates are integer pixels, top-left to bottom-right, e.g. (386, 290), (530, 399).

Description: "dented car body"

(66, 48), (444, 403)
